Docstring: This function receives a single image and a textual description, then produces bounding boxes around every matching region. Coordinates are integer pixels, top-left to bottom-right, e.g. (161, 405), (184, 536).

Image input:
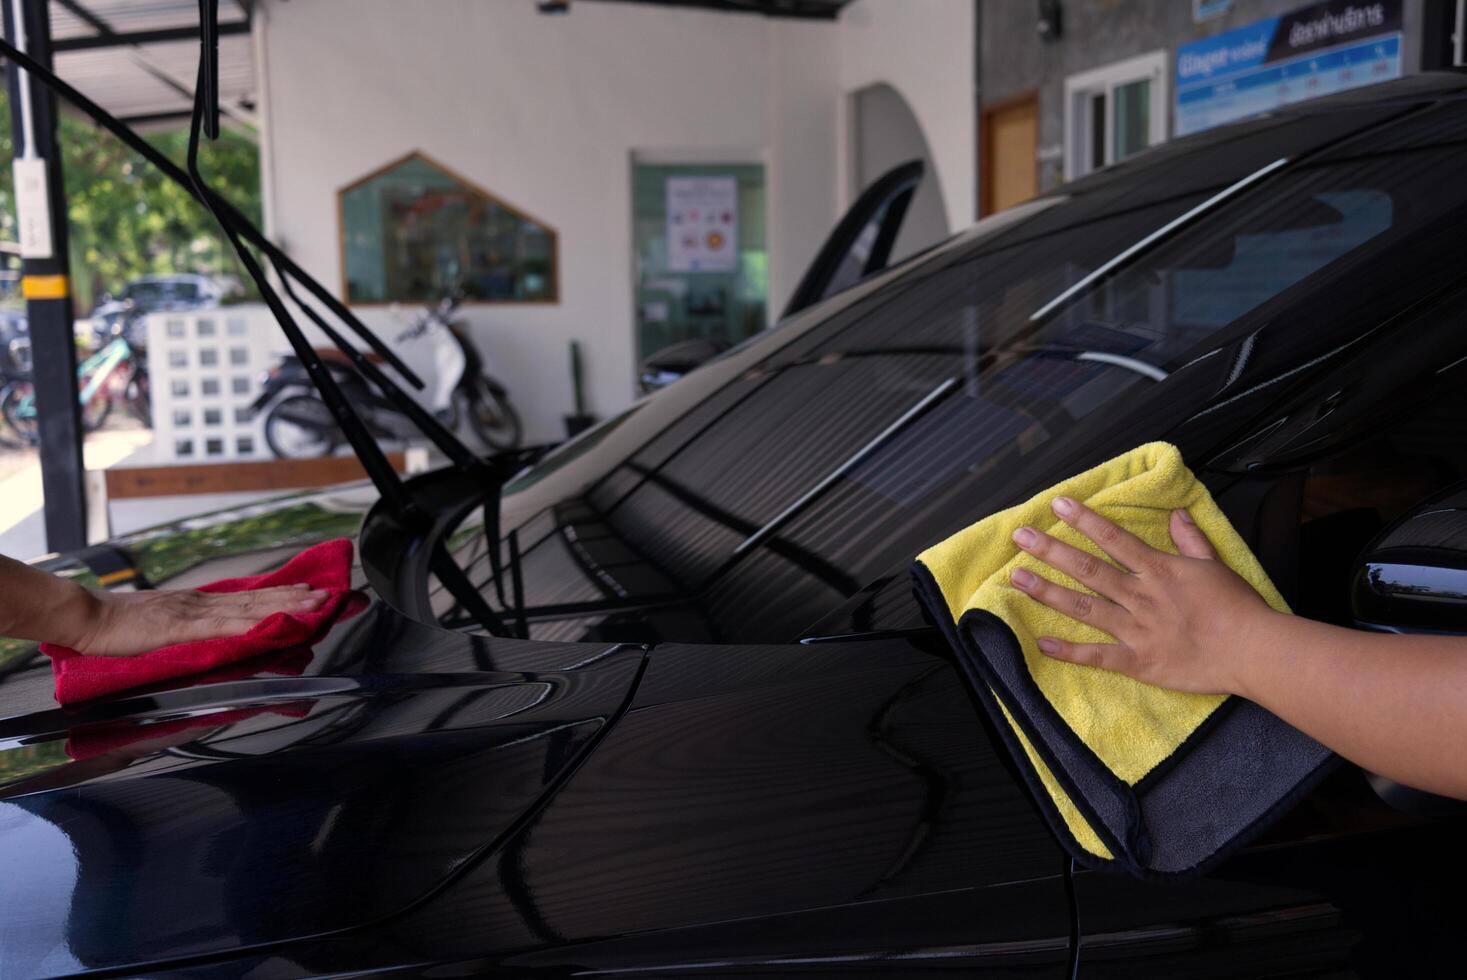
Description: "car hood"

(0, 518), (647, 976)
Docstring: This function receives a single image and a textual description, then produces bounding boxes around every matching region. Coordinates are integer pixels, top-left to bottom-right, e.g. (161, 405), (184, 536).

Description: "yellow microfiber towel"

(911, 442), (1335, 877)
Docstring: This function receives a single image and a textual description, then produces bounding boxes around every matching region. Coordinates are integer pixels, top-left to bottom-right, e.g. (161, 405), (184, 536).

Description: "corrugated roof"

(27, 0), (856, 131)
(46, 0), (255, 128)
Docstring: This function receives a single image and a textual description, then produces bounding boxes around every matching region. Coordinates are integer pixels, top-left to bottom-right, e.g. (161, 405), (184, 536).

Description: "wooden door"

(981, 93), (1039, 216)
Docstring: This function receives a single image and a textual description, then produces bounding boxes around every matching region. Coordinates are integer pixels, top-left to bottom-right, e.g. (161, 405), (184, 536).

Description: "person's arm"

(1007, 496), (1467, 800)
(0, 552), (326, 657)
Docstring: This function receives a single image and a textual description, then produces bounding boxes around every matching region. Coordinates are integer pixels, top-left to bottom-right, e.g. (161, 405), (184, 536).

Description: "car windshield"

(448, 100), (1467, 644)
(123, 280), (200, 305)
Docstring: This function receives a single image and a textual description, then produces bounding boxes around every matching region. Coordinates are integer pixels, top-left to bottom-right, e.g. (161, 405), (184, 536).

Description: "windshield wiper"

(0, 14), (522, 636)
(185, 6), (518, 636)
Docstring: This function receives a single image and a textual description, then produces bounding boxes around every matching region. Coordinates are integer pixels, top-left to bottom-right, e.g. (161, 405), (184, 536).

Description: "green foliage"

(0, 740), (70, 787)
(0, 92), (262, 312)
(125, 501), (363, 585)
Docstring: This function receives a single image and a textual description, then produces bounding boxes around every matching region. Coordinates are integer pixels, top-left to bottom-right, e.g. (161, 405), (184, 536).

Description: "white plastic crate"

(145, 306), (277, 463)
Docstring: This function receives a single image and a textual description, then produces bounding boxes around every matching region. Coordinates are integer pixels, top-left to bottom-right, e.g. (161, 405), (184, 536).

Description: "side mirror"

(1351, 485), (1467, 634)
(1350, 484), (1467, 814)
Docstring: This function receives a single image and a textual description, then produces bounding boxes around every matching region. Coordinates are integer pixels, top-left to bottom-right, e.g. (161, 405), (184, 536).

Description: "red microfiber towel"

(41, 538), (359, 705)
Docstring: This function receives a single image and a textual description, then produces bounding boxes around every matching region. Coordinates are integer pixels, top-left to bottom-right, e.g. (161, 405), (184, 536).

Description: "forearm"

(1235, 612), (1467, 799)
(0, 553), (96, 647)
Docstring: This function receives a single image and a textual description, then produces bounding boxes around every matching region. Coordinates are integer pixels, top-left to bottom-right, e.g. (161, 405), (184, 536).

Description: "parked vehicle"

(255, 296), (522, 456)
(89, 272), (226, 347)
(637, 334), (731, 394)
(5, 75), (1467, 976)
(0, 309), (26, 380)
(0, 319), (149, 443)
(0, 311), (28, 447)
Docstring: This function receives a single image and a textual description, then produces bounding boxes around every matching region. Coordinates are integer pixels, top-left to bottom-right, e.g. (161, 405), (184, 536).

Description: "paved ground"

(0, 411), (148, 479)
(0, 416), (155, 559)
(0, 436), (36, 483)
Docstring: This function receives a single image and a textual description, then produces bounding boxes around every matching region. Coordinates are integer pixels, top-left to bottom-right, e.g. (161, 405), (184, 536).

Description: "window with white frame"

(1063, 51), (1169, 181)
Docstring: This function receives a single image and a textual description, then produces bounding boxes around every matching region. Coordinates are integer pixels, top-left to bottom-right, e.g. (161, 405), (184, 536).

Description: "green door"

(632, 163), (767, 363)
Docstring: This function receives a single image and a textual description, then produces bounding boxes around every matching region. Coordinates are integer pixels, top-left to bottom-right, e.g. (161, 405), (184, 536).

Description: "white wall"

(851, 82), (950, 261)
(256, 0), (970, 444)
(258, 0), (842, 444)
(837, 0), (976, 231)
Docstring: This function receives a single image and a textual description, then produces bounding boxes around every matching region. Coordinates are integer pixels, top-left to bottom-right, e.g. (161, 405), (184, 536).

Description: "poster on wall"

(666, 176), (739, 273)
(1175, 0), (1402, 136)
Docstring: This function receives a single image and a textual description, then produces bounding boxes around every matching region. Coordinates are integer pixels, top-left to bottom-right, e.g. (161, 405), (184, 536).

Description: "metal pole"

(4, 0), (86, 551)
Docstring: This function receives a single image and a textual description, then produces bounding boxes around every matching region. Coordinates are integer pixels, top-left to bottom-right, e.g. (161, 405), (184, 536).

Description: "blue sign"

(1175, 0), (1402, 136)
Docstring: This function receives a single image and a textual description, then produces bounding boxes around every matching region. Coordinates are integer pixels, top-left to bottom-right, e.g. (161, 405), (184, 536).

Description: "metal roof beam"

(579, 0), (850, 20)
(53, 20), (250, 53)
(116, 108), (193, 127)
(47, 0), (257, 128)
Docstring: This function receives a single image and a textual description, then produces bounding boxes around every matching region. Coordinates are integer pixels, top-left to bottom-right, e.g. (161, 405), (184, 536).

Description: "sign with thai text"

(1175, 0), (1401, 136)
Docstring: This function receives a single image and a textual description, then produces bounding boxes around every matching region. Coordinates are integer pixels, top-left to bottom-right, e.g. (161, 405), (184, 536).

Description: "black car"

(4, 74), (1467, 977)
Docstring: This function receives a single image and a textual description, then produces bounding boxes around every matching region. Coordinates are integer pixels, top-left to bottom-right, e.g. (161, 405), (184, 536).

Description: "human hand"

(68, 584), (328, 657)
(1007, 496), (1284, 696)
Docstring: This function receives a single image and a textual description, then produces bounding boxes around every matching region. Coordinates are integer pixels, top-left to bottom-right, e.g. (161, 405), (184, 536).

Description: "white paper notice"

(666, 176), (738, 273)
(13, 158), (53, 260)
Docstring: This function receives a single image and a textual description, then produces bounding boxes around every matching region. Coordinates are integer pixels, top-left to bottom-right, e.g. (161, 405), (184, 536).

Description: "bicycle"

(0, 328), (150, 445)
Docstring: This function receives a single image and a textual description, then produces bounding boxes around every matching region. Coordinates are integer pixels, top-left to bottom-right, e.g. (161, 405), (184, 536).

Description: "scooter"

(255, 296), (521, 458)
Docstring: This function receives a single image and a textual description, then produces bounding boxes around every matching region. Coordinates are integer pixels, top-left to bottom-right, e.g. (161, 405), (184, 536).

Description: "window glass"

(339, 152), (557, 304)
(1088, 93), (1106, 172)
(477, 105), (1467, 643)
(822, 214), (883, 302)
(1112, 78), (1151, 162)
(126, 280), (201, 305)
(632, 163), (767, 362)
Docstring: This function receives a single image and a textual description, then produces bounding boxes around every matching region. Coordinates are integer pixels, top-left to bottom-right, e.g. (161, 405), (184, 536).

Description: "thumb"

(1170, 509), (1217, 560)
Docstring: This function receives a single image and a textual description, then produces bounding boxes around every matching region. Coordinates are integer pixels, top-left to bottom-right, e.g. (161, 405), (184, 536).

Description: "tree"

(0, 92), (262, 313)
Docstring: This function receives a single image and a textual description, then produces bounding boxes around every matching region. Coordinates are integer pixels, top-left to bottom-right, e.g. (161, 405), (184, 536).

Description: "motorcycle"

(256, 296), (521, 458)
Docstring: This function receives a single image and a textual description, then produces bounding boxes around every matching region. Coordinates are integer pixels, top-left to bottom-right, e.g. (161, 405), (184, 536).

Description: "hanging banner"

(1175, 0), (1402, 136)
(666, 176), (739, 273)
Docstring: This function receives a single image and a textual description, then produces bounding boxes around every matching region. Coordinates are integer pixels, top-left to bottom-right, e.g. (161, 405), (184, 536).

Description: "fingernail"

(1012, 526), (1038, 548)
(1037, 637), (1060, 654)
(1011, 567), (1036, 590)
(1052, 496), (1076, 517)
(1177, 508), (1194, 524)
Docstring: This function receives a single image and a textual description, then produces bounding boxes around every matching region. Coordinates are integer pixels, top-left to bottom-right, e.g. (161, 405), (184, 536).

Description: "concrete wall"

(851, 83), (950, 261)
(256, 0), (975, 444)
(838, 0), (977, 230)
(981, 0), (1430, 193)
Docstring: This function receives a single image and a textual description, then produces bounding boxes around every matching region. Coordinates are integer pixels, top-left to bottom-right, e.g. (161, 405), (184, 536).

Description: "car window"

(125, 281), (200, 304)
(456, 102), (1467, 644)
